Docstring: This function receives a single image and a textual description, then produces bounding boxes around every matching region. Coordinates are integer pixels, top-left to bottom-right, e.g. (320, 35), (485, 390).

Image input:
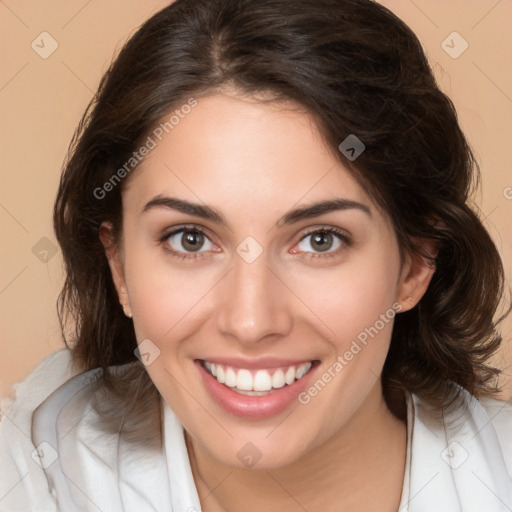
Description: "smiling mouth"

(199, 359), (317, 396)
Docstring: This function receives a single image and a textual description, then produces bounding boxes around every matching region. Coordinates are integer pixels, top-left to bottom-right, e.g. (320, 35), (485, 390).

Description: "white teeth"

(216, 365), (225, 384)
(271, 369), (285, 389)
(253, 370), (272, 391)
(225, 367), (237, 387)
(285, 366), (296, 385)
(202, 360), (313, 392)
(236, 369), (253, 391)
(296, 362), (312, 379)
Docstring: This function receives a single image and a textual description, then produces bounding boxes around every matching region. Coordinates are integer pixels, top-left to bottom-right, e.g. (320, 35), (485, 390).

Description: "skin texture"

(101, 93), (436, 511)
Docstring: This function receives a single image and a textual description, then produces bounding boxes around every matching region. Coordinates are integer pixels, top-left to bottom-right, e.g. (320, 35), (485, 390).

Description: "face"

(103, 93), (432, 469)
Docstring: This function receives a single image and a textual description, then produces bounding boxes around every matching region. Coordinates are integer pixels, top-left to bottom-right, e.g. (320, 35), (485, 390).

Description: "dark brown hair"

(54, 0), (510, 418)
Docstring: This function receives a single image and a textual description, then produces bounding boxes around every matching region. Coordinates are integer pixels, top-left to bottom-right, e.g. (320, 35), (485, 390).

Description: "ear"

(99, 221), (132, 318)
(396, 238), (438, 313)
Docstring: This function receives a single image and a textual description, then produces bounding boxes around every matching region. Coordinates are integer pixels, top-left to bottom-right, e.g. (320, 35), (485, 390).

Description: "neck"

(186, 383), (407, 512)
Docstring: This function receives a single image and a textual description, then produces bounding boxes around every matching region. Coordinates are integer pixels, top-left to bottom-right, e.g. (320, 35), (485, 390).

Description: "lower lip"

(195, 360), (318, 419)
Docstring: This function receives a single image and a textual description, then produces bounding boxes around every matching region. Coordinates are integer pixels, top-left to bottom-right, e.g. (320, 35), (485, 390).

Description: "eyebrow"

(142, 195), (372, 226)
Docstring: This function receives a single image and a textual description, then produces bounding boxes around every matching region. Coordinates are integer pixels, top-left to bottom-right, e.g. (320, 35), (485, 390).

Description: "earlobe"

(122, 303), (133, 318)
(99, 222), (132, 318)
(397, 239), (438, 312)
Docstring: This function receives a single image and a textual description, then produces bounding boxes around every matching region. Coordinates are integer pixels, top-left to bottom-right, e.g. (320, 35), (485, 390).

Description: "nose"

(216, 252), (293, 347)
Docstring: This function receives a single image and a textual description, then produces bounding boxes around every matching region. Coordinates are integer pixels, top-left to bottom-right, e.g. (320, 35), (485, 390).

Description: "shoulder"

(17, 357), (170, 511)
(426, 389), (512, 478)
(1, 348), (77, 420)
(0, 348), (79, 512)
(410, 388), (512, 468)
(407, 388), (512, 510)
(478, 395), (512, 477)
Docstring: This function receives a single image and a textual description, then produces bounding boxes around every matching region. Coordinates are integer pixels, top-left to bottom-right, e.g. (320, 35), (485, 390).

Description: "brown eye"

(180, 230), (205, 252)
(163, 228), (214, 254)
(310, 231), (334, 252)
(296, 228), (349, 256)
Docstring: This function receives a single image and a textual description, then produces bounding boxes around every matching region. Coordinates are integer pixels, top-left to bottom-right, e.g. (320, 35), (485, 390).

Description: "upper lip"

(197, 357), (316, 370)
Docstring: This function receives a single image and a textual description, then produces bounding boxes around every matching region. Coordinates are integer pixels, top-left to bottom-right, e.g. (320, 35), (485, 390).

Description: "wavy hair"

(54, 0), (510, 420)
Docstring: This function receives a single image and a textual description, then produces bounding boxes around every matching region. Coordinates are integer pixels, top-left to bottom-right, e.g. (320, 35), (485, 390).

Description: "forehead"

(123, 93), (373, 218)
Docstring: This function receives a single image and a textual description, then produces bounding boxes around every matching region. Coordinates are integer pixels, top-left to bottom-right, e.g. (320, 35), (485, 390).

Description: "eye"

(294, 227), (350, 257)
(160, 226), (217, 260)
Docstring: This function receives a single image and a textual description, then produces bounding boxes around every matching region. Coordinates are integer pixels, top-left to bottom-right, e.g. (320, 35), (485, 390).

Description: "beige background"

(1, 0), (511, 399)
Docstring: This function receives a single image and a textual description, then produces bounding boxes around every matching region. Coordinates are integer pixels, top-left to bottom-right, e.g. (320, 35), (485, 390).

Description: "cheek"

(290, 255), (400, 429)
(121, 239), (188, 338)
(128, 267), (208, 341)
(293, 247), (400, 347)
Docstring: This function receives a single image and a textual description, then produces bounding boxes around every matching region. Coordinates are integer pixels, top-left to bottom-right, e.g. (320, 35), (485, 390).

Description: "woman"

(1, 0), (511, 510)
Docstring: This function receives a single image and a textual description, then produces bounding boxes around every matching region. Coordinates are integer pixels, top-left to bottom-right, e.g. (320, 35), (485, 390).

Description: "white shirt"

(1, 348), (511, 511)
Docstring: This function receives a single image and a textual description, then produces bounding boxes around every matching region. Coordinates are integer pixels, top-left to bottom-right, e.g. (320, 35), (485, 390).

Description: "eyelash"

(158, 224), (351, 262)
